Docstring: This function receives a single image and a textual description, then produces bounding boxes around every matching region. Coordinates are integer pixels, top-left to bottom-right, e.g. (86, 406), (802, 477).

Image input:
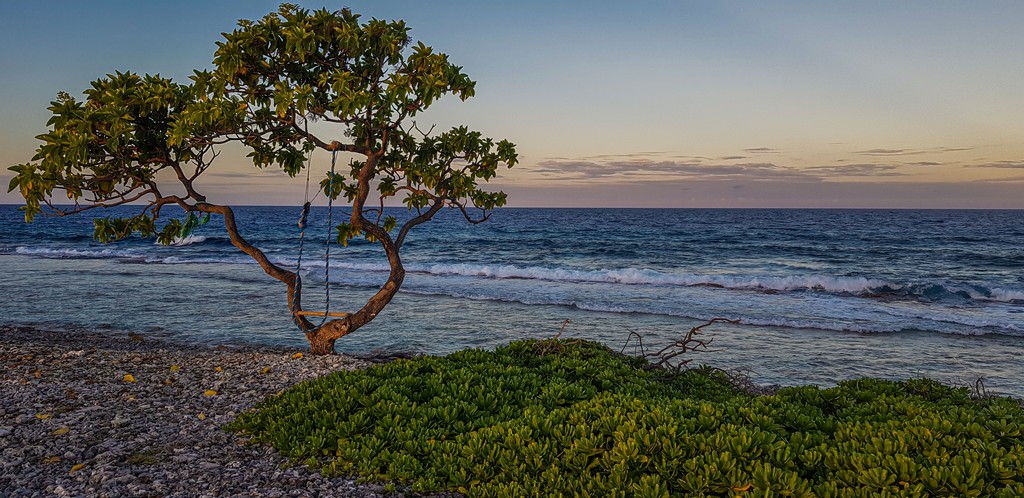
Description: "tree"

(7, 4), (518, 354)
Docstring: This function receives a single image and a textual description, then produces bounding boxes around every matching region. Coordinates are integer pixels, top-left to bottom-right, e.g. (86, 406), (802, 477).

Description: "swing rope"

(293, 149), (340, 328)
(319, 149), (337, 326)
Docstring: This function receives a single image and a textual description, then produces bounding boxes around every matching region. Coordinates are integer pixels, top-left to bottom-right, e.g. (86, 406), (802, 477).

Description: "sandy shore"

(0, 324), (455, 497)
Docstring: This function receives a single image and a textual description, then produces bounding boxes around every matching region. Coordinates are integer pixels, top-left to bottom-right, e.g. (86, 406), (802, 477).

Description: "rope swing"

(293, 149), (349, 327)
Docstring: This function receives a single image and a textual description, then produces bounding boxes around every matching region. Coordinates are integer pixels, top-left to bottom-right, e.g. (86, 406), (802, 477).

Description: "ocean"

(2, 205), (1022, 396)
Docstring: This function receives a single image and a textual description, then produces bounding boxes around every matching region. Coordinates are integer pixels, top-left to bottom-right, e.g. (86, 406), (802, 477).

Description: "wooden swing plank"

(295, 311), (350, 318)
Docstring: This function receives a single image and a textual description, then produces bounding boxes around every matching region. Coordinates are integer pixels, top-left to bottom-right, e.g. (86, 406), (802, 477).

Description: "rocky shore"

(0, 325), (453, 497)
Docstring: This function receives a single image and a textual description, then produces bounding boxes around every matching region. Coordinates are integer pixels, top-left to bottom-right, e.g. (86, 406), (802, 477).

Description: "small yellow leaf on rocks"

(33, 369), (42, 379)
(169, 365), (180, 372)
(50, 427), (70, 436)
(198, 413), (206, 421)
(203, 390), (217, 397)
(123, 374), (136, 383)
(70, 463), (86, 473)
(163, 378), (173, 385)
(43, 456), (62, 464)
(214, 366), (223, 372)
(261, 367), (271, 374)
(291, 352), (304, 359)
(35, 413), (51, 420)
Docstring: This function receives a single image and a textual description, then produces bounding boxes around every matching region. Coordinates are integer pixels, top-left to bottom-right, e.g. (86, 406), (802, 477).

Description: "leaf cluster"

(10, 4), (516, 252)
(214, 4), (476, 145)
(10, 73), (170, 219)
(8, 70), (241, 243)
(229, 339), (1024, 497)
(213, 4), (517, 243)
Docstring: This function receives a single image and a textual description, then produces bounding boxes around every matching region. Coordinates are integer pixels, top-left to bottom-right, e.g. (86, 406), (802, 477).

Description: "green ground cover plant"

(229, 339), (1024, 497)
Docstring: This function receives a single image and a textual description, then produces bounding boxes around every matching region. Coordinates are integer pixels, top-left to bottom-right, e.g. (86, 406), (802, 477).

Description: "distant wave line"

(12, 245), (1024, 304)
(394, 287), (1022, 338)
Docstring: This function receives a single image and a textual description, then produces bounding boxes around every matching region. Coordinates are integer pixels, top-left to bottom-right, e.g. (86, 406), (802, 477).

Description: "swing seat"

(294, 311), (350, 318)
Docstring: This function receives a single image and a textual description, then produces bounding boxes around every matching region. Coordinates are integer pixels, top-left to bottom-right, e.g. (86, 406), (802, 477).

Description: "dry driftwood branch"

(537, 319), (580, 356)
(621, 318), (739, 378)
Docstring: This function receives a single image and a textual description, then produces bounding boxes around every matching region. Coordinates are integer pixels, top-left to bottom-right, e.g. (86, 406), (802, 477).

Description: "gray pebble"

(0, 324), (461, 497)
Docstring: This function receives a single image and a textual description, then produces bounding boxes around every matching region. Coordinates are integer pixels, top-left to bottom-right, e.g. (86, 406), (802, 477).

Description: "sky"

(1, 1), (1022, 208)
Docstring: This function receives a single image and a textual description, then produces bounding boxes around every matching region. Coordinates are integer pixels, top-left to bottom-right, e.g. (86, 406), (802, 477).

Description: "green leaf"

(335, 222), (361, 247)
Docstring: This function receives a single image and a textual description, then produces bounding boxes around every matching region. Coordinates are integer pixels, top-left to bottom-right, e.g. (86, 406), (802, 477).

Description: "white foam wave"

(16, 244), (1022, 305)
(396, 262), (892, 294)
(319, 260), (1024, 303)
(728, 316), (1017, 336)
(15, 246), (142, 259)
(987, 288), (1024, 303)
(714, 316), (901, 334)
(145, 255), (254, 265)
(13, 244), (257, 266)
(327, 261), (391, 272)
(165, 235), (207, 247)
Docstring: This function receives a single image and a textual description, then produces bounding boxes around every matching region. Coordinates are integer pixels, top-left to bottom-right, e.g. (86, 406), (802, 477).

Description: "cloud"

(971, 175), (1024, 183)
(530, 160), (688, 179)
(853, 148), (910, 156)
(671, 155), (712, 162)
(803, 164), (905, 177)
(530, 159), (815, 182)
(532, 159), (819, 182)
(528, 148), (965, 187)
(529, 150), (1019, 185)
(529, 158), (914, 183)
(854, 147), (974, 156)
(573, 151), (667, 160)
(743, 147), (779, 154)
(969, 161), (1024, 169)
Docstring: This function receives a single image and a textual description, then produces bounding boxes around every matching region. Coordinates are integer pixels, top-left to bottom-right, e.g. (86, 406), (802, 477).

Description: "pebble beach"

(0, 325), (456, 497)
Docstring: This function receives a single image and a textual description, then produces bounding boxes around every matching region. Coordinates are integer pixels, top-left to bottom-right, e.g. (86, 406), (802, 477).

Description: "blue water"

(2, 205), (1023, 395)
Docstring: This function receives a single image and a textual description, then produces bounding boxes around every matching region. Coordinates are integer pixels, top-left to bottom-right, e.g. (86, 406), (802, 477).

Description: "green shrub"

(229, 339), (1024, 497)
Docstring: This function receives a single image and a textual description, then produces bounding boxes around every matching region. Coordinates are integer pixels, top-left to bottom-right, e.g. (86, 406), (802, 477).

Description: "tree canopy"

(9, 72), (241, 242)
(8, 4), (517, 354)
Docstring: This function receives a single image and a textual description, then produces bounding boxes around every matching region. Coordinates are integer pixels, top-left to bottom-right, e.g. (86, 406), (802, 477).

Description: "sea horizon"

(5, 203), (1023, 211)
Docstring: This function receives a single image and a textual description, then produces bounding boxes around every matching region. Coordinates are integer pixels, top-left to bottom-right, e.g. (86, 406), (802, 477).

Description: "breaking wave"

(16, 246), (143, 260)
(317, 261), (1024, 304)
(166, 235), (207, 247)
(13, 246), (1024, 305)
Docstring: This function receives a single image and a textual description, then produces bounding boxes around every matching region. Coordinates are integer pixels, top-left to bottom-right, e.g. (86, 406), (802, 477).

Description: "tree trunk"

(197, 157), (410, 357)
(307, 328), (339, 355)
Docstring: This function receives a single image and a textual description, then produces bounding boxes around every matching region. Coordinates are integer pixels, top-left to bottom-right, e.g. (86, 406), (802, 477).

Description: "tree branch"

(45, 188), (155, 217)
(451, 200), (492, 225)
(288, 121), (366, 154)
(195, 203), (313, 333)
(396, 199), (444, 249)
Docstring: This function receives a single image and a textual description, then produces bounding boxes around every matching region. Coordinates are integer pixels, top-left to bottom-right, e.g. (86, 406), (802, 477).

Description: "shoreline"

(4, 250), (1023, 399)
(3, 321), (1021, 496)
(0, 324), (452, 497)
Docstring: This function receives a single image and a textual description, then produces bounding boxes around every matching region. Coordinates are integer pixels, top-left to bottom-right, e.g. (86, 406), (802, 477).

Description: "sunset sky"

(2, 1), (1022, 208)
